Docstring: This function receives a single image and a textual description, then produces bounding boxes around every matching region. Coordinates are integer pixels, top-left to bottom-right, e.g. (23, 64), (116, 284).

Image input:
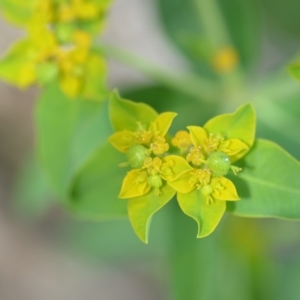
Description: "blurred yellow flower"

(211, 46), (238, 73)
(0, 0), (111, 101)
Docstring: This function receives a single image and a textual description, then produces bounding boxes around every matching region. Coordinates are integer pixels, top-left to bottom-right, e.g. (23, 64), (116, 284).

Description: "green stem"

(195, 0), (231, 48)
(168, 202), (219, 300)
(168, 203), (199, 300)
(95, 43), (219, 102)
(195, 0), (245, 90)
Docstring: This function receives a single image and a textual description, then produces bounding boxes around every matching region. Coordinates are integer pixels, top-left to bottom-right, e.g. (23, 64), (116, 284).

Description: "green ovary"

(126, 144), (150, 168)
(207, 151), (231, 176)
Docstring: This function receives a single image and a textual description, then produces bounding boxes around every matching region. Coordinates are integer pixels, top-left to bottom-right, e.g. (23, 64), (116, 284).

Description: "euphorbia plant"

(1, 0), (300, 299)
(108, 92), (256, 242)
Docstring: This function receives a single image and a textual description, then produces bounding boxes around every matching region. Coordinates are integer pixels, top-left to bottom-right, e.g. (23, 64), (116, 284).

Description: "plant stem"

(194, 0), (231, 49)
(168, 202), (199, 300)
(95, 43), (219, 102)
(194, 0), (245, 89)
(168, 202), (220, 300)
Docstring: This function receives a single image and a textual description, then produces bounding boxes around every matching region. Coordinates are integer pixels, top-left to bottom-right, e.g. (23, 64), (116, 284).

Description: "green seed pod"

(126, 144), (150, 169)
(147, 174), (163, 188)
(207, 151), (231, 176)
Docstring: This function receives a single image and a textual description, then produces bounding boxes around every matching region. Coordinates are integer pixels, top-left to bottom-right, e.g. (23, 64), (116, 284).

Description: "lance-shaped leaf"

(227, 139), (300, 219)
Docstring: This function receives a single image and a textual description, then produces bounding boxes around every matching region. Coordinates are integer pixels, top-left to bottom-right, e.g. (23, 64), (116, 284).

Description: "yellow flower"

(109, 112), (177, 153)
(168, 165), (240, 238)
(108, 93), (198, 243)
(119, 153), (193, 243)
(211, 46), (238, 73)
(187, 126), (249, 163)
(119, 155), (192, 198)
(169, 168), (239, 203)
(171, 130), (192, 154)
(167, 103), (256, 238)
(0, 0), (110, 101)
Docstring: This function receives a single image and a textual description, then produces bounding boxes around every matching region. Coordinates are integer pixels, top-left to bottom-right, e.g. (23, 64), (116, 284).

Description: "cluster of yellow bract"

(110, 117), (245, 203)
(0, 0), (110, 100)
(109, 112), (192, 198)
(108, 95), (255, 243)
(169, 128), (245, 203)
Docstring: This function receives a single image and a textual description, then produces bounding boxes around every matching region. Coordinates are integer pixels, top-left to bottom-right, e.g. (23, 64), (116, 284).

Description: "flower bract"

(169, 103), (256, 238)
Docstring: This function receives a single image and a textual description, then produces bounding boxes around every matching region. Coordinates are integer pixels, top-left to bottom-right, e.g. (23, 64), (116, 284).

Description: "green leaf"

(128, 184), (176, 243)
(288, 62), (300, 81)
(0, 0), (34, 26)
(109, 90), (158, 131)
(177, 190), (226, 238)
(0, 39), (36, 87)
(69, 143), (128, 219)
(13, 154), (54, 220)
(227, 139), (300, 219)
(204, 103), (256, 148)
(36, 83), (111, 201)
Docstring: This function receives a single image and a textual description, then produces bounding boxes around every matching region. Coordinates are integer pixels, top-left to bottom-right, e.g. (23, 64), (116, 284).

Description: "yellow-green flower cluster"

(108, 92), (256, 243)
(0, 0), (111, 100)
(109, 111), (193, 199)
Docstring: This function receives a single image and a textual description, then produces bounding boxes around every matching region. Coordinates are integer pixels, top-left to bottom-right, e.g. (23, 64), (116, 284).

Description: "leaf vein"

(240, 174), (300, 195)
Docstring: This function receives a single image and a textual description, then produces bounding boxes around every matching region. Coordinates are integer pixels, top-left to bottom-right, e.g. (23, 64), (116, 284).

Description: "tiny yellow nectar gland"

(186, 146), (205, 166)
(204, 132), (225, 153)
(171, 130), (192, 154)
(150, 136), (169, 155)
(143, 157), (162, 175)
(186, 168), (212, 190)
(211, 46), (238, 73)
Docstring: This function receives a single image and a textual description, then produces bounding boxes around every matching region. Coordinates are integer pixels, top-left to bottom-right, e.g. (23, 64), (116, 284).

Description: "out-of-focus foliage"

(156, 0), (260, 74)
(0, 0), (110, 100)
